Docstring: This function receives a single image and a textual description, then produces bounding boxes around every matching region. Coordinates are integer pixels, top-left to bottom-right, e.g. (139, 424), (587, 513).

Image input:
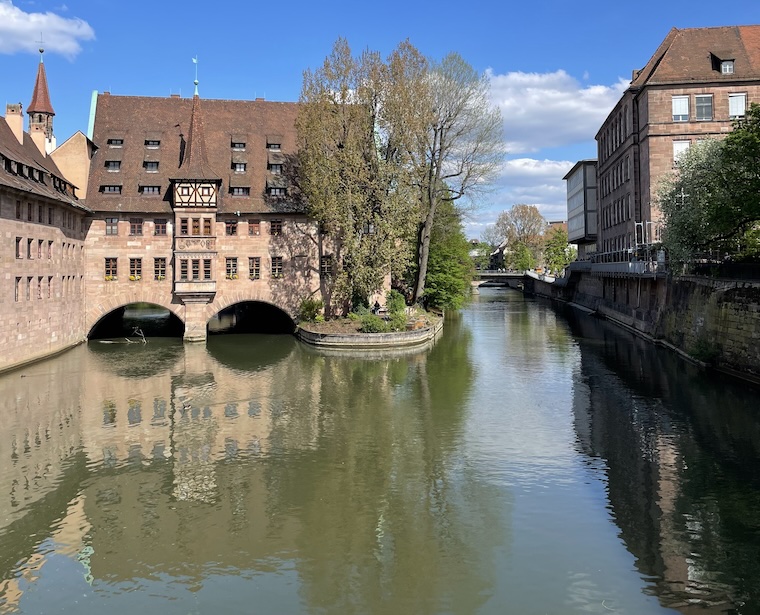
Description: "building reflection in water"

(0, 321), (502, 614)
(566, 307), (760, 613)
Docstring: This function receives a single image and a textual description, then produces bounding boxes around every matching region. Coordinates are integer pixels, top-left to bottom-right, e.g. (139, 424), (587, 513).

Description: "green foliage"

(544, 226), (574, 274)
(359, 313), (388, 333)
(471, 241), (493, 270)
(387, 311), (408, 332)
(422, 199), (474, 310)
(386, 289), (406, 315)
(507, 242), (536, 271)
(659, 103), (760, 263)
(298, 298), (324, 322)
(494, 204), (546, 265)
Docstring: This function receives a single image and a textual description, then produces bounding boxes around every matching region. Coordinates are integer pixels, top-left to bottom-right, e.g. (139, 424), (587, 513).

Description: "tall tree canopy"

(296, 39), (419, 307)
(409, 54), (504, 302)
(494, 204), (546, 262)
(297, 39), (503, 309)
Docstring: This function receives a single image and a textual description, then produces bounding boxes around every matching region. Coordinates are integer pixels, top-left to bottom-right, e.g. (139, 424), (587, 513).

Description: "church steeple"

(27, 47), (56, 154)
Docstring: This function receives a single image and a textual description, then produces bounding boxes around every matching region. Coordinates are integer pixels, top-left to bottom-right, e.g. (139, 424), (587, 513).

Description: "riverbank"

(297, 314), (443, 349)
(524, 270), (760, 384)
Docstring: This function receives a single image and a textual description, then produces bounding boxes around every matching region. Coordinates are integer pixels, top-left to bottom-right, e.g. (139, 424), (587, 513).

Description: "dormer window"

(101, 185), (122, 194)
(231, 141), (246, 151)
(144, 161), (159, 173)
(105, 160), (121, 172)
(233, 162), (246, 173)
(266, 142), (281, 150)
(268, 163), (283, 174)
(144, 139), (161, 148)
(107, 138), (124, 147)
(721, 60), (734, 74)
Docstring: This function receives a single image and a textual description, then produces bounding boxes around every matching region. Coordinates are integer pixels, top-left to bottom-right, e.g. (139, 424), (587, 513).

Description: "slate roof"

(0, 116), (86, 210)
(27, 60), (55, 116)
(631, 25), (760, 88)
(86, 93), (302, 215)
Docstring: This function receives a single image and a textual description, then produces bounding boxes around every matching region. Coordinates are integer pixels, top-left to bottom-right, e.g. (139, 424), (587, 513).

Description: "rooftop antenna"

(192, 56), (199, 96)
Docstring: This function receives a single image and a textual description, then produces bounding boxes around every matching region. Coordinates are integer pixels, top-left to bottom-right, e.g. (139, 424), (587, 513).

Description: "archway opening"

(89, 303), (184, 340)
(208, 301), (295, 335)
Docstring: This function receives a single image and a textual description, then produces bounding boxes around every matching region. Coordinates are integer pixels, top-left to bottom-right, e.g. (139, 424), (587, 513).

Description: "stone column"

(182, 301), (209, 342)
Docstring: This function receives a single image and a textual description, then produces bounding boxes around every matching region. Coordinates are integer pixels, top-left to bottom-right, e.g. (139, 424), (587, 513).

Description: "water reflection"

(2, 294), (760, 614)
(565, 307), (760, 613)
(0, 318), (501, 614)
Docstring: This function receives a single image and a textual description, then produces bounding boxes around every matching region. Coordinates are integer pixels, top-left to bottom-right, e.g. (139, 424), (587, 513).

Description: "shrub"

(387, 311), (407, 332)
(386, 289), (406, 315)
(298, 298), (324, 322)
(360, 313), (388, 333)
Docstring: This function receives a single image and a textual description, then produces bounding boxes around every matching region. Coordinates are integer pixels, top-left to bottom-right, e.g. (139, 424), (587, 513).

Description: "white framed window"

(233, 162), (246, 173)
(729, 93), (747, 118)
(695, 95), (713, 121)
(721, 61), (734, 74)
(672, 95), (689, 122)
(673, 140), (690, 165)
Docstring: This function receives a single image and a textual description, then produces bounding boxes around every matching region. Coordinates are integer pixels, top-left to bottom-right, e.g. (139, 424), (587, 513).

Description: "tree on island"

(296, 39), (503, 309)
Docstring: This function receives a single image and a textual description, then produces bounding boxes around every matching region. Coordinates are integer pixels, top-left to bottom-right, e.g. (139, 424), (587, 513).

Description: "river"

(1, 288), (759, 614)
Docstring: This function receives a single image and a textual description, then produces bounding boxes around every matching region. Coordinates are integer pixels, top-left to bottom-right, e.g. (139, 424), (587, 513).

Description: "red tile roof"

(0, 117), (87, 210)
(86, 93), (301, 215)
(26, 60), (55, 116)
(631, 25), (760, 88)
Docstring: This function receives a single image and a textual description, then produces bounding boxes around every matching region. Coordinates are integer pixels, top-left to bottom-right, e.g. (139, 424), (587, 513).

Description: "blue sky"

(2, 0), (758, 237)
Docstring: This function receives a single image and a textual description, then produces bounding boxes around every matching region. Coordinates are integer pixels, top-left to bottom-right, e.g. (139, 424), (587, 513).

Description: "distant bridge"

(472, 270), (525, 289)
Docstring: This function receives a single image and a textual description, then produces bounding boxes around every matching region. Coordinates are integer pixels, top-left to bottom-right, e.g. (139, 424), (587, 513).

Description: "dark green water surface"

(2, 289), (759, 614)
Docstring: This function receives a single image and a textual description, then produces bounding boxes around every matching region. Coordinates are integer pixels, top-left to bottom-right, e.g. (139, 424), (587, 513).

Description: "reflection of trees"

(566, 308), (760, 612)
(257, 317), (504, 613)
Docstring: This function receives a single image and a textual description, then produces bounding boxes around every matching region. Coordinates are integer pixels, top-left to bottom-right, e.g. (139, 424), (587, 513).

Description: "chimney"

(5, 103), (24, 144)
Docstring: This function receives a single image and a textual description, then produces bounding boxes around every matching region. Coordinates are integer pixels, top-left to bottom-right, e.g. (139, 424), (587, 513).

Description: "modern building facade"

(594, 25), (760, 260)
(563, 159), (598, 261)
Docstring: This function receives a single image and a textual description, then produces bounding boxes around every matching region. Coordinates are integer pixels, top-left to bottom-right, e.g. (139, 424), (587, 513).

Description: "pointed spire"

(27, 48), (55, 116)
(178, 93), (219, 180)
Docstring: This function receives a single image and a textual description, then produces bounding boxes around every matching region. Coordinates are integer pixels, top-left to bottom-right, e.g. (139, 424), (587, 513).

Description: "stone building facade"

(0, 56), (90, 373)
(595, 25), (760, 260)
(80, 90), (324, 342)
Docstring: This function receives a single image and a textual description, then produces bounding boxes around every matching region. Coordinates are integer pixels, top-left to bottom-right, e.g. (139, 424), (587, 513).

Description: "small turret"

(27, 48), (56, 155)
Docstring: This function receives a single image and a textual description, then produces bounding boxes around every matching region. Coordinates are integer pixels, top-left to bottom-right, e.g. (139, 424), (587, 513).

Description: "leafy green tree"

(659, 103), (760, 263)
(423, 200), (474, 310)
(296, 39), (419, 309)
(471, 241), (492, 270)
(544, 226), (575, 274)
(494, 204), (545, 264)
(507, 242), (535, 271)
(409, 54), (503, 303)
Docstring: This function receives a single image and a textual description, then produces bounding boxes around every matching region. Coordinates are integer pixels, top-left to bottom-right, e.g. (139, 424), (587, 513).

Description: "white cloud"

(0, 0), (94, 59)
(487, 69), (628, 154)
(464, 158), (573, 238)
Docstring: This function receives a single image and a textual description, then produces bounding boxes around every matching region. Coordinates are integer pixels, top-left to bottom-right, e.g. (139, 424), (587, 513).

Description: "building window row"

(104, 257), (168, 281)
(104, 217), (167, 236)
(599, 105), (629, 162)
(602, 194), (632, 229)
(15, 236), (59, 260)
(14, 275), (80, 302)
(220, 256), (285, 279)
(14, 200), (72, 228)
(672, 92), (746, 122)
(599, 156), (630, 198)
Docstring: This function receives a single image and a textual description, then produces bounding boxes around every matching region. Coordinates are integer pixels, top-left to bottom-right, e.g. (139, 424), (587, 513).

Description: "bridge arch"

(86, 290), (185, 339)
(205, 292), (296, 335)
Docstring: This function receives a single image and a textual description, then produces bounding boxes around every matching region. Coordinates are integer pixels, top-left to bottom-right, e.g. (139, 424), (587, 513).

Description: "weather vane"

(36, 33), (45, 60)
(192, 56), (199, 95)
